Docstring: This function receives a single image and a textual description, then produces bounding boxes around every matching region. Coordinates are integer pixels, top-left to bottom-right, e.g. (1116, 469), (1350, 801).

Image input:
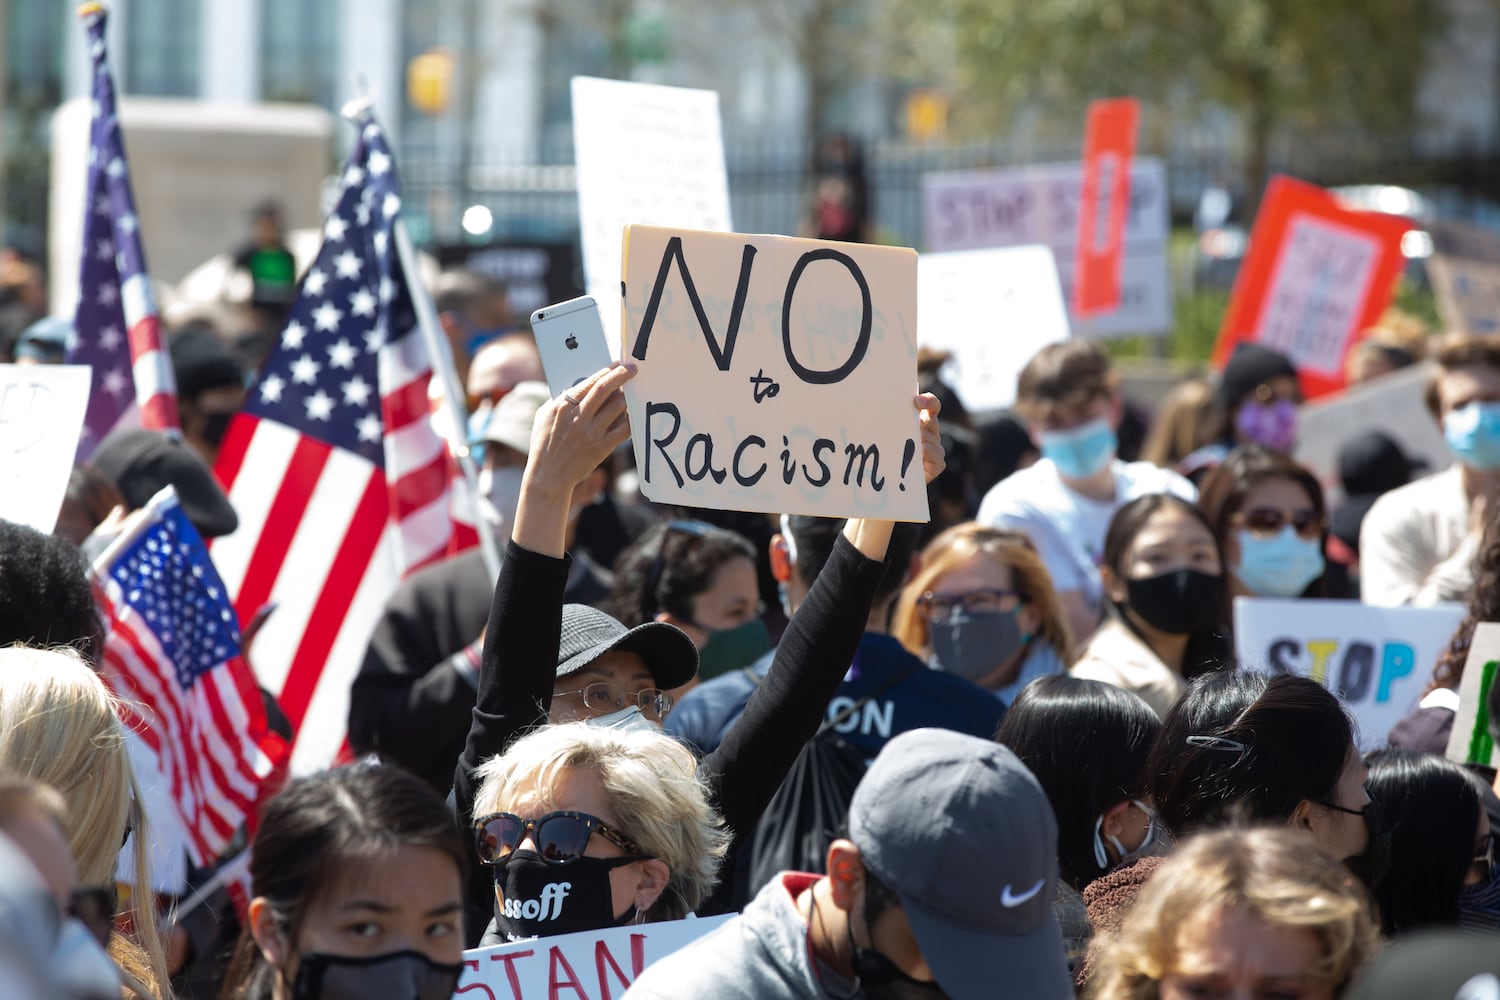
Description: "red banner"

(1073, 98), (1139, 316)
(1211, 176), (1412, 399)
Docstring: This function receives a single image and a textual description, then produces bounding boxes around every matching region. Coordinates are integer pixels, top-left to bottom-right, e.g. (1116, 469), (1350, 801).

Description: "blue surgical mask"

(1038, 416), (1116, 480)
(1234, 525), (1324, 597)
(1444, 401), (1500, 471)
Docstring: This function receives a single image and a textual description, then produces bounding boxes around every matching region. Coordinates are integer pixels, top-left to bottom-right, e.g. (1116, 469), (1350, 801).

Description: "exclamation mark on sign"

(899, 438), (916, 491)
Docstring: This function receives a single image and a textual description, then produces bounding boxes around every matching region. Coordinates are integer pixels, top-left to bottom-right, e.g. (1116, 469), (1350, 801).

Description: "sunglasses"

(473, 810), (646, 867)
(553, 680), (674, 721)
(69, 885), (116, 949)
(1236, 506), (1324, 540)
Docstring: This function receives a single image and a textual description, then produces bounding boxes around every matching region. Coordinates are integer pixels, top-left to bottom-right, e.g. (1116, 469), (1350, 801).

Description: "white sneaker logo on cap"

(1000, 878), (1044, 909)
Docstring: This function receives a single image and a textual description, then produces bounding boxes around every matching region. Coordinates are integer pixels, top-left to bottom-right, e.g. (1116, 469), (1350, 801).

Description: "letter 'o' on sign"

(782, 249), (872, 386)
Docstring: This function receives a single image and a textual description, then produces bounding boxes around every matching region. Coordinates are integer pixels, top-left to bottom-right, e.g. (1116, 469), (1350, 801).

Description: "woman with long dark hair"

(1197, 446), (1329, 602)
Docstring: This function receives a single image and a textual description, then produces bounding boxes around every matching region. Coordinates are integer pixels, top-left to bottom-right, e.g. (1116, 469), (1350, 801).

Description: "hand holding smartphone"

(530, 296), (615, 398)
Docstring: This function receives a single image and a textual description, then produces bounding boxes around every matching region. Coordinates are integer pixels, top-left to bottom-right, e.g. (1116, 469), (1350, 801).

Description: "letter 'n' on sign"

(620, 225), (928, 522)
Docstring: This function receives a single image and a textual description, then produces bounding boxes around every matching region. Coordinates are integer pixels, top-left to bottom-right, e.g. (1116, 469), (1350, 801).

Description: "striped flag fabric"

(210, 105), (477, 774)
(68, 2), (178, 461)
(94, 487), (287, 866)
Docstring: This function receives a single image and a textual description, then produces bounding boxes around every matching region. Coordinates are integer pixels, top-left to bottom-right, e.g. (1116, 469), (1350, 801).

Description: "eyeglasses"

(1312, 799), (1367, 818)
(643, 520), (719, 607)
(68, 886), (116, 949)
(918, 588), (1020, 623)
(1236, 506), (1324, 540)
(473, 810), (645, 866)
(553, 681), (674, 721)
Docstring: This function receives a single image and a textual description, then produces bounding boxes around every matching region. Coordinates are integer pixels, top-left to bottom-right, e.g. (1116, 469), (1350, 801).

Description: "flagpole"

(342, 94), (501, 584)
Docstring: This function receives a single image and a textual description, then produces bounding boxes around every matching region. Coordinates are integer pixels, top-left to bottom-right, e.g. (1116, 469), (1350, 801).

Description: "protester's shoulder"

(870, 638), (1004, 718)
(1364, 464), (1463, 524)
(395, 546), (490, 597)
(664, 656), (766, 745)
(1117, 460), (1197, 501)
(977, 461), (1064, 523)
(623, 917), (762, 999)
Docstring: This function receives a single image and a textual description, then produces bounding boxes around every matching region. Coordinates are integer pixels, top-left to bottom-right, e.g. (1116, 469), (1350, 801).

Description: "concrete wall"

(50, 97), (333, 315)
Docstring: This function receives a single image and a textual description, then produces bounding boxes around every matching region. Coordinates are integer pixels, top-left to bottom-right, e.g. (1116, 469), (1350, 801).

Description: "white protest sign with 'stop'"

(917, 246), (1070, 412)
(572, 77), (732, 347)
(621, 225), (927, 522)
(1235, 598), (1464, 748)
(920, 158), (1170, 337)
(454, 914), (731, 999)
(0, 364), (92, 533)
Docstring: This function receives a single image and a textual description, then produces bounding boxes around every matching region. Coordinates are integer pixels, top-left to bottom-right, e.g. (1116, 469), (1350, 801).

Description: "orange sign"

(1074, 98), (1139, 316)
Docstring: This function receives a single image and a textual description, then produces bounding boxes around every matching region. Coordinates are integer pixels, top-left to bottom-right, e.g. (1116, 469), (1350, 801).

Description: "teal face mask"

(1444, 401), (1500, 471)
(693, 618), (772, 681)
(1038, 416), (1116, 480)
(1234, 526), (1325, 597)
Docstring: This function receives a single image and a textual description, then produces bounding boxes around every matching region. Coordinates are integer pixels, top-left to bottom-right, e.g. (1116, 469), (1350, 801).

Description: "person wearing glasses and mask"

(1197, 446), (1329, 604)
(608, 520), (770, 690)
(891, 523), (1073, 705)
(1073, 494), (1232, 719)
(454, 363), (949, 946)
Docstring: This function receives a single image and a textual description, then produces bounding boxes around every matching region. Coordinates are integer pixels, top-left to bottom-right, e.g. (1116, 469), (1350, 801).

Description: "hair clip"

(1185, 735), (1249, 753)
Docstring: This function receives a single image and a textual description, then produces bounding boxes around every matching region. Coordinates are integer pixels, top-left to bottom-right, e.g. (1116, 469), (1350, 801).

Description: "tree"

(908, 0), (1445, 208)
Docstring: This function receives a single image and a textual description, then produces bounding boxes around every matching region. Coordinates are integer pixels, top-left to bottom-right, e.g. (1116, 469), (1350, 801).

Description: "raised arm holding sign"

(620, 225), (929, 523)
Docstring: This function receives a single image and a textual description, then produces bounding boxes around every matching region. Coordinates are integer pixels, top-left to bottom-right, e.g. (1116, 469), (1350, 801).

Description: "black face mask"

(493, 849), (640, 941)
(1123, 569), (1223, 635)
(290, 949), (464, 1000)
(847, 888), (949, 1000)
(200, 409), (236, 449)
(1342, 801), (1390, 895)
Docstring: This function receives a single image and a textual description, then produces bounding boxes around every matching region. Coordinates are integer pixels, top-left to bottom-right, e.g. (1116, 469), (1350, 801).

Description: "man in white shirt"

(1361, 333), (1500, 606)
(978, 340), (1195, 641)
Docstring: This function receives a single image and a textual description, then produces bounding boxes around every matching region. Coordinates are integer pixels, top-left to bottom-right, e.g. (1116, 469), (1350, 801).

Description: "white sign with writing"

(1235, 598), (1465, 748)
(1447, 622), (1500, 769)
(920, 158), (1171, 337)
(621, 225), (927, 521)
(454, 915), (731, 1000)
(571, 77), (732, 347)
(0, 364), (92, 533)
(917, 246), (1070, 412)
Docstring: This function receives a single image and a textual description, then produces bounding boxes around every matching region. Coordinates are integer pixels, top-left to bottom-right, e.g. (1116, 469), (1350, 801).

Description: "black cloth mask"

(290, 949), (464, 1000)
(493, 849), (640, 941)
(1123, 569), (1223, 635)
(928, 609), (1027, 683)
(847, 888), (949, 1000)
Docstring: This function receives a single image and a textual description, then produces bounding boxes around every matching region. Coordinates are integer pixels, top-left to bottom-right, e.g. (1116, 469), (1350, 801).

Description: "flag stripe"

(383, 375), (431, 433)
(231, 437), (332, 626)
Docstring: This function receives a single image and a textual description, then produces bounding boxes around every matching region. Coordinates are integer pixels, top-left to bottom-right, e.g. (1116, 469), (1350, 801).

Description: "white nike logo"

(1000, 879), (1045, 908)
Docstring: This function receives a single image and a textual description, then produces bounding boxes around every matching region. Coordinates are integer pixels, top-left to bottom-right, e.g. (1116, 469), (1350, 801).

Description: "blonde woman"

(892, 523), (1073, 704)
(471, 722), (730, 942)
(1091, 827), (1380, 1000)
(0, 645), (171, 999)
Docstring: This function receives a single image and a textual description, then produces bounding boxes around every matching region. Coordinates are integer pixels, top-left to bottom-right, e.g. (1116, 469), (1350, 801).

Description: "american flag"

(68, 2), (178, 461)
(94, 487), (287, 867)
(210, 106), (477, 774)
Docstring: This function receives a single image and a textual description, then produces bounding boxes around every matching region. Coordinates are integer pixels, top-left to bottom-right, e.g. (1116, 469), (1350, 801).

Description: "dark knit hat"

(91, 429), (238, 538)
(1218, 343), (1298, 411)
(169, 326), (243, 399)
(555, 603), (698, 690)
(1338, 431), (1419, 497)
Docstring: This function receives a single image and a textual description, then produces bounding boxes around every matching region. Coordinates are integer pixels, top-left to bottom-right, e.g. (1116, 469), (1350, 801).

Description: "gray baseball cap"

(472, 380), (550, 454)
(849, 728), (1071, 1000)
(556, 603), (698, 690)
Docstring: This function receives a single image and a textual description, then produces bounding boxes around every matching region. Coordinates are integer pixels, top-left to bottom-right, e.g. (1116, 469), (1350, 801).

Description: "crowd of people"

(3, 232), (1500, 1000)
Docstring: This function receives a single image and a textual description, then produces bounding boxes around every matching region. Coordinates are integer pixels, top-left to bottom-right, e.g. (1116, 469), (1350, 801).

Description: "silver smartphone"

(530, 295), (615, 398)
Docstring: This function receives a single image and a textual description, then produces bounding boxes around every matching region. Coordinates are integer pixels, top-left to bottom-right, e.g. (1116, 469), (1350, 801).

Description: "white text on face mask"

(501, 881), (572, 922)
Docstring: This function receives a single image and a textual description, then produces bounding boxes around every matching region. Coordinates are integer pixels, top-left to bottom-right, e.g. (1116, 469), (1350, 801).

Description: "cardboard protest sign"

(1235, 598), (1464, 748)
(0, 364), (92, 533)
(1293, 362), (1450, 505)
(1074, 98), (1139, 317)
(1426, 220), (1500, 336)
(455, 914), (732, 999)
(620, 225), (927, 521)
(917, 246), (1070, 412)
(571, 77), (732, 347)
(921, 158), (1170, 338)
(1446, 622), (1500, 769)
(1212, 177), (1411, 399)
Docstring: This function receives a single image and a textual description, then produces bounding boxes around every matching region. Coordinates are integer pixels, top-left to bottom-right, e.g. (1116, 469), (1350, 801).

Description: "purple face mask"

(1235, 399), (1297, 453)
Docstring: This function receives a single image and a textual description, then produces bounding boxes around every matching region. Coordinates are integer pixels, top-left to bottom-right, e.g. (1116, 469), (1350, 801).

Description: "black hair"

(1364, 749), (1480, 935)
(1101, 493), (1233, 679)
(972, 411), (1037, 498)
(784, 516), (918, 605)
(1151, 674), (1353, 840)
(996, 676), (1161, 890)
(220, 764), (467, 1000)
(1147, 669), (1268, 836)
(0, 520), (102, 667)
(607, 520), (757, 627)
